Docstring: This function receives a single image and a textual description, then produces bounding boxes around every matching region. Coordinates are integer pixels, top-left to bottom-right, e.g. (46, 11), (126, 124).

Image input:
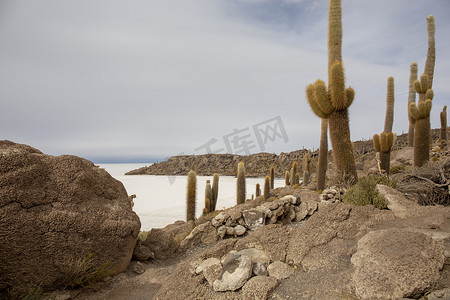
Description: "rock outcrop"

(0, 141), (141, 293)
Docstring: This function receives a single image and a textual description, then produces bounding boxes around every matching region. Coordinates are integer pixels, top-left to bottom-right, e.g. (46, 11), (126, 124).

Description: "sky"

(0, 0), (449, 163)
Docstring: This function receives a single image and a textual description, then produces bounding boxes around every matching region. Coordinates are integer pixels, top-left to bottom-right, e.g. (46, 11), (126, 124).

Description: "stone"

(376, 184), (419, 219)
(211, 212), (230, 228)
(220, 250), (238, 265)
(203, 263), (223, 287)
(227, 206), (243, 221)
(180, 222), (217, 249)
(269, 207), (284, 224)
(0, 141), (141, 292)
(195, 257), (221, 275)
(234, 225), (247, 236)
(217, 225), (227, 239)
(252, 262), (268, 276)
(242, 276), (279, 300)
(132, 242), (154, 261)
(131, 261), (146, 275)
(279, 195), (299, 205)
(351, 228), (445, 300)
(213, 254), (252, 292)
(226, 226), (235, 236)
(243, 209), (266, 230)
(267, 261), (295, 280)
(255, 205), (272, 218)
(237, 248), (271, 266)
(262, 201), (279, 211)
(142, 228), (179, 259)
(307, 201), (318, 216)
(427, 288), (450, 300)
(295, 203), (309, 222)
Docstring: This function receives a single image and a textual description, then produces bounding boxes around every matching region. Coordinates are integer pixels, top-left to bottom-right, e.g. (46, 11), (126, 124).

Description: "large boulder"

(0, 141), (141, 293)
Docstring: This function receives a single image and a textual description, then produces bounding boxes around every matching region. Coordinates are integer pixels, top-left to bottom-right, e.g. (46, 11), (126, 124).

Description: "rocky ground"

(66, 145), (450, 300)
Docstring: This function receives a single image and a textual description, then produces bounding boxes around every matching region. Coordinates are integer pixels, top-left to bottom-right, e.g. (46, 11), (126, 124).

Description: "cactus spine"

(237, 162), (246, 205)
(409, 15), (435, 167)
(186, 170), (197, 221)
(440, 106), (447, 149)
(255, 183), (261, 197)
(305, 0), (357, 185)
(317, 118), (328, 191)
(407, 63), (418, 146)
(285, 171), (290, 186)
(290, 161), (298, 186)
(211, 173), (219, 211)
(263, 176), (270, 200)
(204, 180), (212, 215)
(270, 166), (275, 189)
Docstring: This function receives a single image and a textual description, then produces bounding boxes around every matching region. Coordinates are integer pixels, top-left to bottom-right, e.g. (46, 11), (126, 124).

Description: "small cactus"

(263, 176), (270, 201)
(270, 166), (275, 189)
(295, 173), (300, 185)
(440, 105), (447, 149)
(255, 183), (261, 197)
(186, 170), (197, 221)
(285, 171), (290, 186)
(211, 173), (219, 211)
(204, 180), (212, 214)
(302, 150), (311, 174)
(373, 132), (395, 175)
(290, 161), (298, 186)
(237, 162), (246, 205)
(302, 171), (310, 186)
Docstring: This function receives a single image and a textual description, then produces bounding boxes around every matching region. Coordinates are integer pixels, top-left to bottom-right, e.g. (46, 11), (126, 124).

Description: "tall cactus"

(407, 63), (418, 146)
(302, 150), (311, 174)
(285, 171), (290, 186)
(237, 162), (246, 205)
(270, 166), (275, 189)
(384, 77), (395, 133)
(302, 171), (310, 186)
(317, 118), (328, 190)
(290, 161), (298, 186)
(305, 0), (357, 185)
(424, 15), (435, 88)
(211, 173), (219, 211)
(263, 176), (270, 200)
(255, 183), (261, 197)
(204, 180), (212, 215)
(186, 170), (197, 221)
(440, 105), (447, 149)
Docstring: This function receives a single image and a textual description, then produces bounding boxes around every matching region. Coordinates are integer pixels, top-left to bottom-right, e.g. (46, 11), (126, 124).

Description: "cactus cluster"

(305, 0), (357, 185)
(186, 170), (197, 221)
(237, 162), (246, 205)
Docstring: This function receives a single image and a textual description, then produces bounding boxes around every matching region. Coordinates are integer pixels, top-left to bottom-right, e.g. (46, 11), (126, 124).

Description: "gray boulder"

(213, 254), (252, 292)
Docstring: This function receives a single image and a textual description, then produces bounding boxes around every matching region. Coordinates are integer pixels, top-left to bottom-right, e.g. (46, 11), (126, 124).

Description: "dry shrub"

(343, 175), (396, 209)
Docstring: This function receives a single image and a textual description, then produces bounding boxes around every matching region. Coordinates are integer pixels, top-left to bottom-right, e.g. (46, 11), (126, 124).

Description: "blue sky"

(0, 0), (449, 163)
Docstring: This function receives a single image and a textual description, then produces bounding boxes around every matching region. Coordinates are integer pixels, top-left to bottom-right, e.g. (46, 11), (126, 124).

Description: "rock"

(255, 205), (272, 218)
(142, 228), (179, 259)
(252, 262), (268, 276)
(376, 184), (419, 219)
(234, 225), (247, 236)
(132, 242), (154, 261)
(243, 209), (266, 230)
(267, 261), (295, 280)
(237, 248), (271, 266)
(212, 212), (230, 228)
(180, 222), (217, 249)
(279, 195), (299, 205)
(295, 203), (309, 222)
(195, 257), (221, 275)
(213, 254), (252, 292)
(307, 201), (318, 215)
(242, 276), (278, 300)
(351, 228), (445, 300)
(220, 250), (238, 265)
(217, 225), (227, 239)
(427, 288), (450, 300)
(226, 226), (235, 236)
(203, 263), (223, 287)
(0, 141), (141, 292)
(227, 207), (243, 221)
(131, 261), (146, 275)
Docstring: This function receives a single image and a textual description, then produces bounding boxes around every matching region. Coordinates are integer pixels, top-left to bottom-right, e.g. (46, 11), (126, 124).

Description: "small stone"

(234, 225), (246, 236)
(212, 212), (230, 227)
(131, 261), (146, 275)
(225, 218), (237, 227)
(196, 257), (221, 275)
(307, 202), (318, 216)
(227, 207), (243, 221)
(226, 226), (235, 236)
(267, 261), (295, 280)
(242, 276), (279, 300)
(202, 260), (223, 286)
(217, 225), (227, 239)
(236, 248), (271, 266)
(132, 243), (154, 261)
(242, 209), (266, 230)
(252, 262), (268, 276)
(288, 207), (296, 221)
(221, 250), (238, 265)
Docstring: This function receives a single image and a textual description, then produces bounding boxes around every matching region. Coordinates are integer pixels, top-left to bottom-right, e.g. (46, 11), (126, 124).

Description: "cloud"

(0, 0), (448, 162)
